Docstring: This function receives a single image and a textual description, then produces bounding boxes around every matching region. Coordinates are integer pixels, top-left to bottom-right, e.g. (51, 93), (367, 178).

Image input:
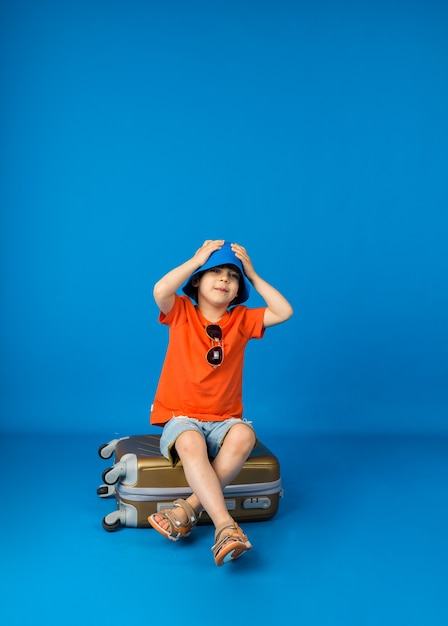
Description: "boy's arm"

(153, 240), (225, 315)
(231, 243), (293, 328)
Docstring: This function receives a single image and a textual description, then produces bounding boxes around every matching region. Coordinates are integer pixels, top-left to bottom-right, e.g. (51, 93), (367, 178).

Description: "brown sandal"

(148, 499), (200, 542)
(212, 521), (252, 566)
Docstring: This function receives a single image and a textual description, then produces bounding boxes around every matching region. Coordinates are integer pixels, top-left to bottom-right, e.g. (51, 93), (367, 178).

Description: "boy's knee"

(175, 429), (206, 456)
(226, 423), (256, 450)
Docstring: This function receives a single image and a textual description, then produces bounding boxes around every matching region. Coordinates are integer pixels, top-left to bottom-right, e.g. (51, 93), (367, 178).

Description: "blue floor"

(1, 431), (447, 626)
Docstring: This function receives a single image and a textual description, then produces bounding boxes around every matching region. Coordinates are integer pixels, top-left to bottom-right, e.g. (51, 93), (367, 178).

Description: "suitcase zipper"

(116, 478), (282, 501)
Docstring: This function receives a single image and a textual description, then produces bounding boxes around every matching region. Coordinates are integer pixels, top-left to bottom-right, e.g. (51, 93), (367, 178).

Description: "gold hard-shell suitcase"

(97, 434), (283, 531)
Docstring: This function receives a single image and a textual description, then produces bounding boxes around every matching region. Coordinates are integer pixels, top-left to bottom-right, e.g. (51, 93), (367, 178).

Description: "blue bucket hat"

(182, 241), (251, 306)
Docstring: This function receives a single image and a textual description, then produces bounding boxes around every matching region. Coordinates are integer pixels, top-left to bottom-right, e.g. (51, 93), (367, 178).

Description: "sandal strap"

(212, 522), (247, 555)
(155, 499), (199, 538)
(172, 499), (199, 528)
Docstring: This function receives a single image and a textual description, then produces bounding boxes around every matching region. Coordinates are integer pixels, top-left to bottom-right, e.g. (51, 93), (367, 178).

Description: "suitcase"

(97, 433), (283, 531)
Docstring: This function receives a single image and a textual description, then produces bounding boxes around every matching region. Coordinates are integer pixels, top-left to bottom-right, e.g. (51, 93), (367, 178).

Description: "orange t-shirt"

(150, 295), (266, 426)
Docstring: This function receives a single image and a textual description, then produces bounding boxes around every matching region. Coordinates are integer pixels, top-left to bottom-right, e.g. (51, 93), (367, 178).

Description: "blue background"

(1, 2), (447, 625)
(1, 0), (447, 437)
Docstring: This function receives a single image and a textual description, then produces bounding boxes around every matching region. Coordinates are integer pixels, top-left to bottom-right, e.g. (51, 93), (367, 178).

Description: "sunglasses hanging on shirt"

(205, 324), (223, 367)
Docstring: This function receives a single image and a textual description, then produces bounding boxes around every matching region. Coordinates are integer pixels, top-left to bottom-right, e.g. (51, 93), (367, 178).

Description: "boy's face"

(195, 264), (241, 306)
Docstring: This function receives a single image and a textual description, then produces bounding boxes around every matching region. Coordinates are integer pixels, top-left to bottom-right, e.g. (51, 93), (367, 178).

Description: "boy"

(148, 239), (293, 565)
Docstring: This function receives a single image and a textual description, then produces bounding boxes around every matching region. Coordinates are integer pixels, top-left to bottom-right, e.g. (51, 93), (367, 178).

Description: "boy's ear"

(191, 276), (200, 287)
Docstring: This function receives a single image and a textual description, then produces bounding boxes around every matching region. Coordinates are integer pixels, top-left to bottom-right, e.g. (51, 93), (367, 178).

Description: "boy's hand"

(230, 243), (256, 281)
(192, 240), (225, 268)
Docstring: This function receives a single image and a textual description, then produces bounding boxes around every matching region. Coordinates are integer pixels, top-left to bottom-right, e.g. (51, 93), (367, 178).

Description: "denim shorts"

(160, 416), (256, 465)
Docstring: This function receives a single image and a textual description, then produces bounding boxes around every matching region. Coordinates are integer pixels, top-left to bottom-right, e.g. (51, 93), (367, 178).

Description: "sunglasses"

(205, 324), (224, 367)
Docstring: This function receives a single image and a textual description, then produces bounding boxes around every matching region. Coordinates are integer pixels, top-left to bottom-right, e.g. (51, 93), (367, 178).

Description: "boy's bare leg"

(153, 424), (255, 531)
(184, 423), (256, 522)
(211, 423), (256, 488)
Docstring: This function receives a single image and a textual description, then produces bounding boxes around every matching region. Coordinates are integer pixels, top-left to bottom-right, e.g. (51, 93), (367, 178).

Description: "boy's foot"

(148, 499), (200, 541)
(212, 521), (252, 566)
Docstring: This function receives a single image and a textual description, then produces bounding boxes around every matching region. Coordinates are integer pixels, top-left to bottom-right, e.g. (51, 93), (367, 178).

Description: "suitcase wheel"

(102, 512), (123, 532)
(98, 440), (119, 460)
(102, 464), (124, 485)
